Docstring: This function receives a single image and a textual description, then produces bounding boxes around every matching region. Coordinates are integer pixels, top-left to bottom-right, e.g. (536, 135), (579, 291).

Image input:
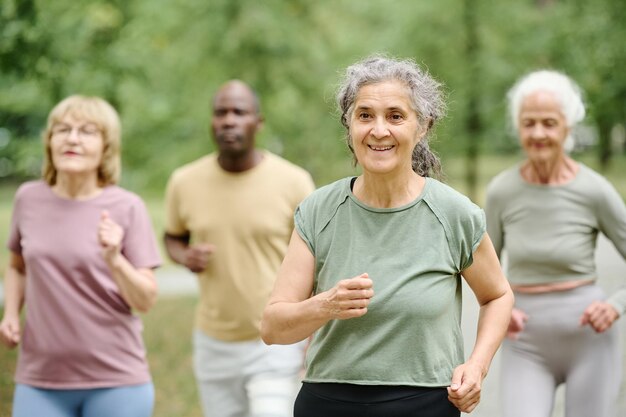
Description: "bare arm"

(447, 233), (514, 413)
(99, 211), (158, 313)
(261, 230), (374, 345)
(0, 252), (26, 348)
(163, 233), (215, 274)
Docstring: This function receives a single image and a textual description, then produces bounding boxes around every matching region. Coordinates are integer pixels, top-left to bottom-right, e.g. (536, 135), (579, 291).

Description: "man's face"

(211, 83), (262, 157)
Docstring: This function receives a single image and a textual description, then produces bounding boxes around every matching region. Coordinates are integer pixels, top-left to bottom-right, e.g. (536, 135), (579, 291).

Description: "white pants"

(193, 330), (305, 417)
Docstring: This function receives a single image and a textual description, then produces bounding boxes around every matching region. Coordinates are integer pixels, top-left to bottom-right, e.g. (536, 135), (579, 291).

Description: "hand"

(98, 210), (124, 261)
(447, 361), (484, 413)
(320, 273), (374, 320)
(506, 308), (529, 340)
(580, 301), (619, 333)
(184, 243), (215, 273)
(0, 316), (20, 349)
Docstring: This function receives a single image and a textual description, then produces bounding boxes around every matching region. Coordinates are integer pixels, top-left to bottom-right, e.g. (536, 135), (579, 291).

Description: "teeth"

(370, 145), (393, 151)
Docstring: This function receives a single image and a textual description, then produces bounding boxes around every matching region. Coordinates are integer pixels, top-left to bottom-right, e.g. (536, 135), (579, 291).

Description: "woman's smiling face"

(518, 90), (570, 164)
(349, 80), (426, 176)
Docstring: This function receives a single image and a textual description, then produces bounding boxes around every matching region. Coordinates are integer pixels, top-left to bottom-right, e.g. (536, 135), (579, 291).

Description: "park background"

(0, 0), (625, 416)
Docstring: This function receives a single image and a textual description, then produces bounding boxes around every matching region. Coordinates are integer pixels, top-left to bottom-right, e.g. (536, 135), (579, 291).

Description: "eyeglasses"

(51, 124), (101, 140)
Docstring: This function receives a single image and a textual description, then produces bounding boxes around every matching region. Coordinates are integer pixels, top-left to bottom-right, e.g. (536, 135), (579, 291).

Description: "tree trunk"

(463, 0), (481, 202)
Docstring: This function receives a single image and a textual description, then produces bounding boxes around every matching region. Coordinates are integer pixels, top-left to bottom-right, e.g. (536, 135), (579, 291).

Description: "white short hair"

(507, 70), (586, 152)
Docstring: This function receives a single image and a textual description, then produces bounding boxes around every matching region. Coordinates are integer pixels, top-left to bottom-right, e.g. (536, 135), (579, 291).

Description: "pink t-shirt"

(7, 181), (162, 389)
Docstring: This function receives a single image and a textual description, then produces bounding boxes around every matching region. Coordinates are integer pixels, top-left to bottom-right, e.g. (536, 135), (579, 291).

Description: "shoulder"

(15, 180), (47, 196)
(13, 180), (49, 204)
(576, 163), (616, 190)
(168, 154), (215, 184)
(301, 178), (350, 207)
(423, 179), (486, 269)
(576, 163), (623, 203)
(422, 178), (484, 234)
(424, 178), (481, 213)
(104, 185), (144, 205)
(262, 151), (314, 182)
(486, 165), (520, 196)
(297, 178), (351, 224)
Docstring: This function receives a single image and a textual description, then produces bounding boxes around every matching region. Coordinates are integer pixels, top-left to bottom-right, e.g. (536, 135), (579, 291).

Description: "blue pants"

(12, 383), (154, 417)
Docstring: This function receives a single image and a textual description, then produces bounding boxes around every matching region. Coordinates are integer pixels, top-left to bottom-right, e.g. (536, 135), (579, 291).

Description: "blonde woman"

(0, 95), (161, 417)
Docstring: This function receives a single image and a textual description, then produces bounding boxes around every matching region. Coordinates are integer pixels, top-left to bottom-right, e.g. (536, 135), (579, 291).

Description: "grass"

(0, 152), (625, 416)
(0, 296), (203, 417)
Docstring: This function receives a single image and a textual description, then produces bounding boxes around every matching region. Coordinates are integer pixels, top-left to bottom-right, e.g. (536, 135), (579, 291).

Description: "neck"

(218, 149), (263, 173)
(521, 155), (578, 185)
(354, 171), (424, 208)
(53, 173), (102, 200)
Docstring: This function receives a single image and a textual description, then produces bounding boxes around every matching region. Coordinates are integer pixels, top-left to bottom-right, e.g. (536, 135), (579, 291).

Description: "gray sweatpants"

(500, 284), (622, 417)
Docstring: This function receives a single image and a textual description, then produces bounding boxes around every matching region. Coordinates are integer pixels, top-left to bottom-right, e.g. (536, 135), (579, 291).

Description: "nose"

(530, 124), (545, 139)
(221, 111), (238, 127)
(66, 127), (81, 143)
(370, 117), (390, 139)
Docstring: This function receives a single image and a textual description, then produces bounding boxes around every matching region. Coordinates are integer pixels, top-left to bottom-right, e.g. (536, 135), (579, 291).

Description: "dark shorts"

(294, 382), (460, 417)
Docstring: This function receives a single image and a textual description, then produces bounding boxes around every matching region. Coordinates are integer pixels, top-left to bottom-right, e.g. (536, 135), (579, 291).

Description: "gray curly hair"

(336, 54), (447, 178)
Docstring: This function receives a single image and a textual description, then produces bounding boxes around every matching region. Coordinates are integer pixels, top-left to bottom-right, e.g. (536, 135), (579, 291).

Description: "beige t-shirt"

(165, 151), (315, 341)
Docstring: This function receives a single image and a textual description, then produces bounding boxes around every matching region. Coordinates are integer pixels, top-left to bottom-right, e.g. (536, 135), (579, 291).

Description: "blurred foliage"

(0, 0), (624, 196)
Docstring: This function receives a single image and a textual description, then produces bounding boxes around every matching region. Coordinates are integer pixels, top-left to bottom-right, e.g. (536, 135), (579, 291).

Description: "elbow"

(133, 283), (159, 314)
(260, 314), (277, 345)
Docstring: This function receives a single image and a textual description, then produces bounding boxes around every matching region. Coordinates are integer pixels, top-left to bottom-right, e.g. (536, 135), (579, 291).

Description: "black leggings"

(294, 382), (460, 417)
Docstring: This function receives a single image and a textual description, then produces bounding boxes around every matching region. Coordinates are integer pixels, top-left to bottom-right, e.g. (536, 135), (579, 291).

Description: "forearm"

(467, 289), (514, 376)
(262, 294), (331, 345)
(163, 234), (189, 264)
(105, 254), (157, 313)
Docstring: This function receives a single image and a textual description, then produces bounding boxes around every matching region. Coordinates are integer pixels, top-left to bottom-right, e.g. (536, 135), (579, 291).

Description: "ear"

(255, 115), (265, 133)
(415, 117), (430, 141)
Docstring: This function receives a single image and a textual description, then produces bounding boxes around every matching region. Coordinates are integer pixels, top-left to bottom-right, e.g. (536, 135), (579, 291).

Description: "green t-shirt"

(485, 163), (626, 314)
(295, 177), (485, 387)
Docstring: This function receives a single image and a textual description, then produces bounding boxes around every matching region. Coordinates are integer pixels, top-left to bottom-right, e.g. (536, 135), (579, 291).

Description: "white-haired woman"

(0, 95), (161, 417)
(261, 55), (513, 417)
(485, 70), (626, 417)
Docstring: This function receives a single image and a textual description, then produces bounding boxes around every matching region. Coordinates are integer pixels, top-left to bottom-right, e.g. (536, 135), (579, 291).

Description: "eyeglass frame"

(50, 123), (103, 141)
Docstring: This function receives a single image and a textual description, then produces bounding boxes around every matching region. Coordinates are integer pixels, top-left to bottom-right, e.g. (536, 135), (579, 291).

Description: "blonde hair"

(42, 95), (121, 185)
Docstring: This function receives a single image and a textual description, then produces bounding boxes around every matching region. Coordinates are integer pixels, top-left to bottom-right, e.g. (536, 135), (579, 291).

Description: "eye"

(358, 112), (371, 120)
(234, 108), (250, 116)
(80, 125), (100, 135)
(52, 125), (71, 135)
(543, 119), (558, 128)
(389, 113), (404, 121)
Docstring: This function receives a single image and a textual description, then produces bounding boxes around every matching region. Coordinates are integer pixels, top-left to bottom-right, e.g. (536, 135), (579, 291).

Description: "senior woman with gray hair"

(485, 70), (626, 417)
(261, 55), (513, 416)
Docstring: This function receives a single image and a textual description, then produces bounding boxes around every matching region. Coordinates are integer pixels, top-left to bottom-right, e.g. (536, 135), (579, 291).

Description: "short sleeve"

(121, 196), (162, 269)
(7, 188), (23, 254)
(164, 172), (187, 236)
(459, 205), (487, 271)
(294, 201), (315, 255)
